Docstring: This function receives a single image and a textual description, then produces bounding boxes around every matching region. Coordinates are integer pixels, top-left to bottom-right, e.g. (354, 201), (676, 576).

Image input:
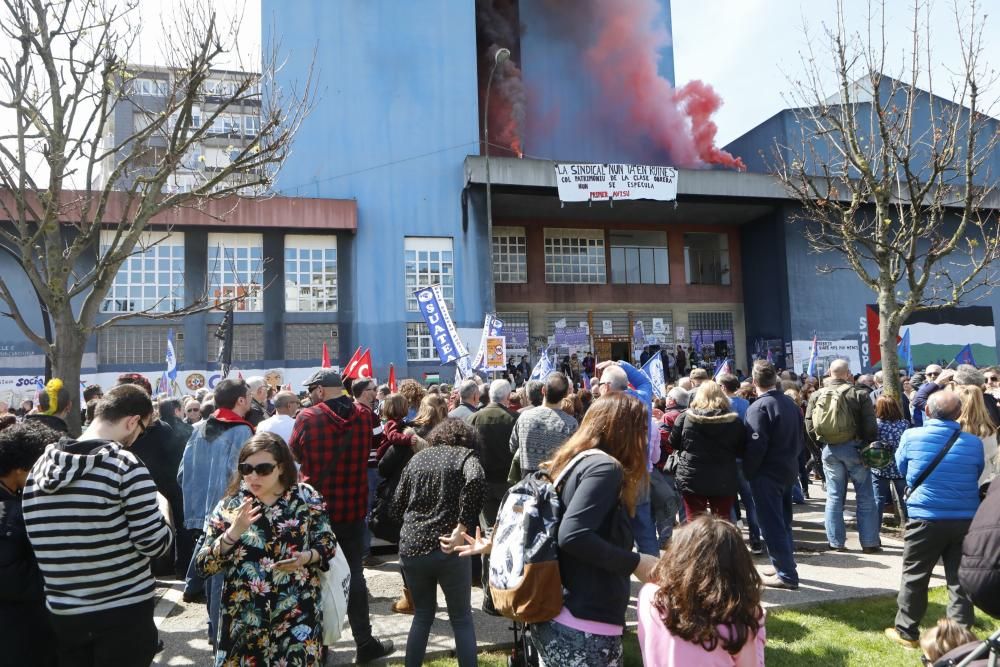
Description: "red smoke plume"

(478, 1), (525, 157)
(578, 0), (744, 170)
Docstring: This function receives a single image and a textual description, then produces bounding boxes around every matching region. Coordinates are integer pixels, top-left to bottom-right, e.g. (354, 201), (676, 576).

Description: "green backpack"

(811, 384), (856, 444)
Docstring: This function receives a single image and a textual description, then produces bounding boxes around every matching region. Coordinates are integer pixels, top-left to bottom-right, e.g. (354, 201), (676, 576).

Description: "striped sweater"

(22, 438), (173, 615)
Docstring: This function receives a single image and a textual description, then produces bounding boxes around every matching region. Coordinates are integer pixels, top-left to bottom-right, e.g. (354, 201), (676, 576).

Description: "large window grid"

(688, 311), (736, 358)
(544, 229), (606, 284)
(206, 323), (263, 362)
(285, 324), (339, 361)
(100, 232), (185, 313)
(405, 238), (454, 312)
(492, 226), (527, 283)
(406, 322), (437, 361)
(208, 233), (263, 311)
(98, 326), (184, 365)
(610, 231), (669, 285)
(285, 235), (337, 312)
(684, 233), (731, 285)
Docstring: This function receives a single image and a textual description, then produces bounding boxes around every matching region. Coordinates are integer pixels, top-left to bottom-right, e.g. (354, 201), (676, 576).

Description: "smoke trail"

(477, 0), (526, 156)
(548, 0), (744, 170)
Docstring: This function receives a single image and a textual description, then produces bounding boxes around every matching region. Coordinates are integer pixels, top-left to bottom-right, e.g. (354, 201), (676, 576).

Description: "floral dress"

(196, 482), (337, 667)
(875, 418), (908, 480)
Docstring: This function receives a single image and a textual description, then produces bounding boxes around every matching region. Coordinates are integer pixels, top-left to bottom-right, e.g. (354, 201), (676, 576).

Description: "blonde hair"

(411, 394), (447, 430)
(954, 385), (996, 439)
(920, 618), (977, 663)
(689, 381), (732, 413)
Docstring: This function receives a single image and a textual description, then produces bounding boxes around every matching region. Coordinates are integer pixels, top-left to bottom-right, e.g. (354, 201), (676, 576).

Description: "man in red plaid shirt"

(289, 369), (394, 663)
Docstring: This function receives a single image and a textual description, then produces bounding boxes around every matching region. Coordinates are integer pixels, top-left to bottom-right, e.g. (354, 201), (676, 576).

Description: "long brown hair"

(542, 392), (648, 516)
(651, 515), (763, 654)
(225, 431), (299, 498)
(411, 394), (448, 430)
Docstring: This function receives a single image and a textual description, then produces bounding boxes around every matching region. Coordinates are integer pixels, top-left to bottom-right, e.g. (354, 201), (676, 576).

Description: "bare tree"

(775, 0), (1000, 400)
(0, 0), (312, 430)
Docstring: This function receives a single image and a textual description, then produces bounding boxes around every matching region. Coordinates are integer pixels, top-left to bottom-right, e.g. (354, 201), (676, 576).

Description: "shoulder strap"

(551, 448), (610, 489)
(836, 384), (853, 396)
(904, 428), (962, 502)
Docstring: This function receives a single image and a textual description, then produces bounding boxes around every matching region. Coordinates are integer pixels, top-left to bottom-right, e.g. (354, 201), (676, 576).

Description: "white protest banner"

(554, 163), (678, 203)
(602, 320), (613, 335)
(791, 339), (862, 376)
(652, 318), (665, 335)
(675, 326), (686, 341)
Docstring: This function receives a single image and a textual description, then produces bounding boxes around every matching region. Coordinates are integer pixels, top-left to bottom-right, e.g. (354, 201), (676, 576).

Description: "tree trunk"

(51, 322), (84, 437)
(877, 291), (903, 405)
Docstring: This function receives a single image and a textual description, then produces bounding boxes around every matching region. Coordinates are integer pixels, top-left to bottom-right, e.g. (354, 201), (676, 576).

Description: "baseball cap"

(302, 369), (344, 389)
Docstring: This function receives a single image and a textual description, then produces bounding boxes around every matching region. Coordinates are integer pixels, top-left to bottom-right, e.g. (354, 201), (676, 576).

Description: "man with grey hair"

(256, 390), (301, 443)
(806, 359), (881, 553)
(677, 376), (694, 392)
(509, 372), (576, 476)
(885, 390), (984, 649)
(244, 375), (269, 428)
(468, 379), (519, 607)
(448, 379), (481, 420)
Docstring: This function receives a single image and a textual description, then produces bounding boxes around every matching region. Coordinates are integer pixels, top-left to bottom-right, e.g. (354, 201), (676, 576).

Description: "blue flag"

(641, 354), (665, 398)
(529, 348), (554, 381)
(713, 358), (732, 383)
(896, 329), (914, 375)
(413, 285), (469, 364)
(166, 329), (178, 382)
(954, 344), (976, 367)
(807, 336), (818, 378)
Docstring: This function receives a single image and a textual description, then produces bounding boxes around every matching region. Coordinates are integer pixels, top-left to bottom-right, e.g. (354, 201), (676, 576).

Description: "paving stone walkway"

(154, 485), (944, 665)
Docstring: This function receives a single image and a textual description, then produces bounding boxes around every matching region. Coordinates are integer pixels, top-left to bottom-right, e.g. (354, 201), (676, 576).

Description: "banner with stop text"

(414, 285), (469, 365)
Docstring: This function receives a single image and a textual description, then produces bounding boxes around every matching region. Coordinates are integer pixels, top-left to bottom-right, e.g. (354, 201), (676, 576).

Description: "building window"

(610, 231), (669, 285)
(100, 232), (185, 313)
(207, 233), (263, 311)
(97, 326), (184, 365)
(406, 322), (437, 361)
(544, 228), (606, 284)
(684, 233), (731, 285)
(243, 114), (260, 136)
(285, 324), (338, 361)
(405, 237), (454, 312)
(688, 311), (735, 359)
(492, 226), (527, 283)
(129, 77), (168, 97)
(285, 235), (337, 312)
(206, 323), (264, 362)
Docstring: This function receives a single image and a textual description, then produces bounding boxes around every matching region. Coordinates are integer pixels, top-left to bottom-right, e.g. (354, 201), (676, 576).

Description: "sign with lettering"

(554, 163), (678, 203)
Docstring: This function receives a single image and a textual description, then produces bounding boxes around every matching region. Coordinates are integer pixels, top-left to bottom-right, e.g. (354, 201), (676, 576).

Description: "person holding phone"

(196, 432), (337, 665)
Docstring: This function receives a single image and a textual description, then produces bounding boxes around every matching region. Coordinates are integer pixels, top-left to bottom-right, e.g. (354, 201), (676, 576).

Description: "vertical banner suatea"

(414, 285), (469, 364)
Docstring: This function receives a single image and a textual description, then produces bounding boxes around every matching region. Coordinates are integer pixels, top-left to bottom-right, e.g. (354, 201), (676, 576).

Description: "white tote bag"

(321, 547), (351, 644)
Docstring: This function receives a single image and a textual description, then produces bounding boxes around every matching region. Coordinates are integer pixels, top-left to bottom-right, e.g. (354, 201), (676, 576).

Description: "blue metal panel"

(264, 0), (483, 379)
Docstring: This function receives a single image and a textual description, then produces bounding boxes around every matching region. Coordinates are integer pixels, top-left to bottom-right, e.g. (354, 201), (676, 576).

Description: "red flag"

(321, 342), (331, 368)
(388, 363), (397, 393)
(352, 349), (373, 380)
(342, 346), (362, 377)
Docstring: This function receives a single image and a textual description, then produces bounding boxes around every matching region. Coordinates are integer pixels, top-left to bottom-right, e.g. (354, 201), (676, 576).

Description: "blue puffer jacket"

(896, 419), (984, 521)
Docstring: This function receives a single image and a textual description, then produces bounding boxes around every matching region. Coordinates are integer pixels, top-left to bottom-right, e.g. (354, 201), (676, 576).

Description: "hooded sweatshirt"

(21, 437), (172, 615)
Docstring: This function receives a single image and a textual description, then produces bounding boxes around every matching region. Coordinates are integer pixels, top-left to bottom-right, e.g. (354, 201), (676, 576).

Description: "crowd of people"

(0, 353), (997, 666)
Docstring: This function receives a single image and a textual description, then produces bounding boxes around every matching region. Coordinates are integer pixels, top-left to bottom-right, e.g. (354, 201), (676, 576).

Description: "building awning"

(0, 190), (358, 231)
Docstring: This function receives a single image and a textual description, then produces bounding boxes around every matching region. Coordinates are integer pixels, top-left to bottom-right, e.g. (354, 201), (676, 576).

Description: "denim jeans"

(822, 442), (880, 548)
(873, 476), (906, 514)
(363, 468), (383, 558)
(183, 530), (205, 597)
(400, 550), (477, 667)
(205, 572), (223, 648)
(629, 500), (660, 555)
(749, 475), (799, 586)
(736, 465), (762, 546)
(649, 468), (679, 546)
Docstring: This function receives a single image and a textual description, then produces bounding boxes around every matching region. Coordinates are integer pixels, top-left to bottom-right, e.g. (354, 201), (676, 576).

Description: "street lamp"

(483, 47), (510, 287)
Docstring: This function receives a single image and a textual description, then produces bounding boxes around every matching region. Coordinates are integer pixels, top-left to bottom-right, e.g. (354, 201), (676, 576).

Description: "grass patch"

(391, 588), (999, 666)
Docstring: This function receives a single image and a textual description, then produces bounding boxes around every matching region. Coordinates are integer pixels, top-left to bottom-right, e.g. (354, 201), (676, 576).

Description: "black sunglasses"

(238, 462), (277, 477)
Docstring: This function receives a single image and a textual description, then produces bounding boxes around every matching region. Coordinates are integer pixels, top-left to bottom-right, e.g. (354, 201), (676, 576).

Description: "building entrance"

(594, 336), (631, 363)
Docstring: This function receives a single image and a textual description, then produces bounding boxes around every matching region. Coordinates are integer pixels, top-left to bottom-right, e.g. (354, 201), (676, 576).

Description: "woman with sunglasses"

(196, 432), (337, 666)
